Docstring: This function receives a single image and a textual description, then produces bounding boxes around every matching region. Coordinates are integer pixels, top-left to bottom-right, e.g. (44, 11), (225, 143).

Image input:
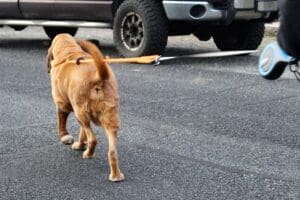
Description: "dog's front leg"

(57, 109), (74, 145)
(104, 127), (124, 182)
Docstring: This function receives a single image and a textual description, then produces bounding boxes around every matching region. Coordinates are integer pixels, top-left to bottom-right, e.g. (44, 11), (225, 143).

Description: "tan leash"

(68, 55), (160, 65)
(104, 55), (160, 64)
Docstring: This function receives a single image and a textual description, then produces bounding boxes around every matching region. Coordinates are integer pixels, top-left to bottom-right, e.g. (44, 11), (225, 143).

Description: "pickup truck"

(0, 0), (278, 57)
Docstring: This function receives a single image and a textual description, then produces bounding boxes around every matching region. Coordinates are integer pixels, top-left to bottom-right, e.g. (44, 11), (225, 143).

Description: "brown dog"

(47, 33), (124, 182)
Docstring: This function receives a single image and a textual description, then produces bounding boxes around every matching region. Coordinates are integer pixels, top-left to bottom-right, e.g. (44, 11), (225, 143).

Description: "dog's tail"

(77, 40), (110, 80)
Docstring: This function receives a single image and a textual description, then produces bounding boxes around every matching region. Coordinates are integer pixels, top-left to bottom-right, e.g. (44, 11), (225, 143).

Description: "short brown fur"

(47, 33), (124, 182)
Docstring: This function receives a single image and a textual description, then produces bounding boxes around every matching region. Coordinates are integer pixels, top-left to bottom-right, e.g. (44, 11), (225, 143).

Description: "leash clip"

(154, 56), (161, 66)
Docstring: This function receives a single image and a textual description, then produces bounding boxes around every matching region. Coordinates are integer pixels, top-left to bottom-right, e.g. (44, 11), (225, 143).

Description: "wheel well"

(112, 0), (125, 16)
(112, 0), (163, 16)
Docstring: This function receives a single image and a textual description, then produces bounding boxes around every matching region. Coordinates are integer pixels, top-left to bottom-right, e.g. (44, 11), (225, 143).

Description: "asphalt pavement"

(0, 27), (299, 200)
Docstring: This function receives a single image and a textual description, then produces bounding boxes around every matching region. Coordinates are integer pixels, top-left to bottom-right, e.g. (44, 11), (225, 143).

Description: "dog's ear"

(46, 46), (54, 73)
(77, 40), (110, 80)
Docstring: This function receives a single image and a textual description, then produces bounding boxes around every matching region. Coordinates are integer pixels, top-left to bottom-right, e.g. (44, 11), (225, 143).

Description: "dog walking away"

(47, 33), (124, 182)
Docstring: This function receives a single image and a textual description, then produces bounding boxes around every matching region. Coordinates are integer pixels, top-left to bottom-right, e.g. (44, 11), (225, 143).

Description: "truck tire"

(44, 27), (78, 39)
(213, 22), (265, 51)
(113, 0), (168, 57)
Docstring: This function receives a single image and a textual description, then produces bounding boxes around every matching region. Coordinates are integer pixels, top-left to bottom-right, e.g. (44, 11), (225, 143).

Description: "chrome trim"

(162, 1), (224, 21)
(0, 20), (111, 28)
(234, 0), (254, 9)
(18, 0), (52, 2)
(257, 1), (278, 12)
(235, 11), (262, 20)
(54, 0), (111, 4)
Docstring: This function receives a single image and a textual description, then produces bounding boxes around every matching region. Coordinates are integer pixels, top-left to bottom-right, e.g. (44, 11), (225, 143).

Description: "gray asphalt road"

(0, 27), (299, 200)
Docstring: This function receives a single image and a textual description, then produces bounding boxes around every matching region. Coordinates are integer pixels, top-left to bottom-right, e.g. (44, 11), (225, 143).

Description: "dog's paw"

(60, 135), (74, 145)
(109, 172), (125, 182)
(71, 142), (85, 151)
(82, 150), (94, 159)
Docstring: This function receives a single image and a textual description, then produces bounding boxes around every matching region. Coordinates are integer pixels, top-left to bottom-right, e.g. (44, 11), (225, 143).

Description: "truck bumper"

(234, 0), (278, 12)
(162, 1), (225, 21)
(162, 0), (278, 22)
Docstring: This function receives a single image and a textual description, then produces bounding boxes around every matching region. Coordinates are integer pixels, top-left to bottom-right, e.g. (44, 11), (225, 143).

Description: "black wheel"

(213, 22), (265, 51)
(260, 62), (287, 80)
(44, 27), (78, 39)
(113, 0), (168, 57)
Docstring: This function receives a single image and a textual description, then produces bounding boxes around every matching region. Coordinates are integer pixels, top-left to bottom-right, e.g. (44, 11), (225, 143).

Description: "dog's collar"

(76, 57), (85, 65)
(68, 57), (94, 65)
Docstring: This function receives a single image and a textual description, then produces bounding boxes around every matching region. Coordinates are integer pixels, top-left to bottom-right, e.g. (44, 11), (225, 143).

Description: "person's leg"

(277, 0), (300, 58)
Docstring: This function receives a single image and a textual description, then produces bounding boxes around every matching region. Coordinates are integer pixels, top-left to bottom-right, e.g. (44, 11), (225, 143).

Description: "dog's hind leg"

(104, 127), (124, 182)
(71, 126), (87, 151)
(74, 108), (97, 158)
(57, 109), (74, 145)
(81, 126), (97, 159)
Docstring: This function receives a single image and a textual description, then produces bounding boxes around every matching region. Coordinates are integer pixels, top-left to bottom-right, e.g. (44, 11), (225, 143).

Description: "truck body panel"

(19, 0), (55, 19)
(0, 0), (22, 18)
(53, 0), (112, 21)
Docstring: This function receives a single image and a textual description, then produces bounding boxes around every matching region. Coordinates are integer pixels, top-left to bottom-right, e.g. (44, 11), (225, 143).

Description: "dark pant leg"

(277, 0), (300, 58)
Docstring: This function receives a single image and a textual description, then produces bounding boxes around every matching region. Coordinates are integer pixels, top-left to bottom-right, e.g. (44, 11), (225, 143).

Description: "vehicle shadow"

(0, 39), (50, 49)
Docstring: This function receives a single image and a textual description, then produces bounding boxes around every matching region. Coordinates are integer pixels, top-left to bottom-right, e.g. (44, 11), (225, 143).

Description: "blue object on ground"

(258, 42), (296, 80)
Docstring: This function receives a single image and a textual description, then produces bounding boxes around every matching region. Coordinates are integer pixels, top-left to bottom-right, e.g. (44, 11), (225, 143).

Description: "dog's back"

(67, 41), (120, 123)
(80, 41), (119, 103)
(48, 34), (119, 116)
(76, 40), (109, 81)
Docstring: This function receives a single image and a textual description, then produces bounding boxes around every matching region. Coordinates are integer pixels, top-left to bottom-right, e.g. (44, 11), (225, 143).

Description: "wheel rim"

(121, 12), (144, 51)
(259, 46), (275, 74)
